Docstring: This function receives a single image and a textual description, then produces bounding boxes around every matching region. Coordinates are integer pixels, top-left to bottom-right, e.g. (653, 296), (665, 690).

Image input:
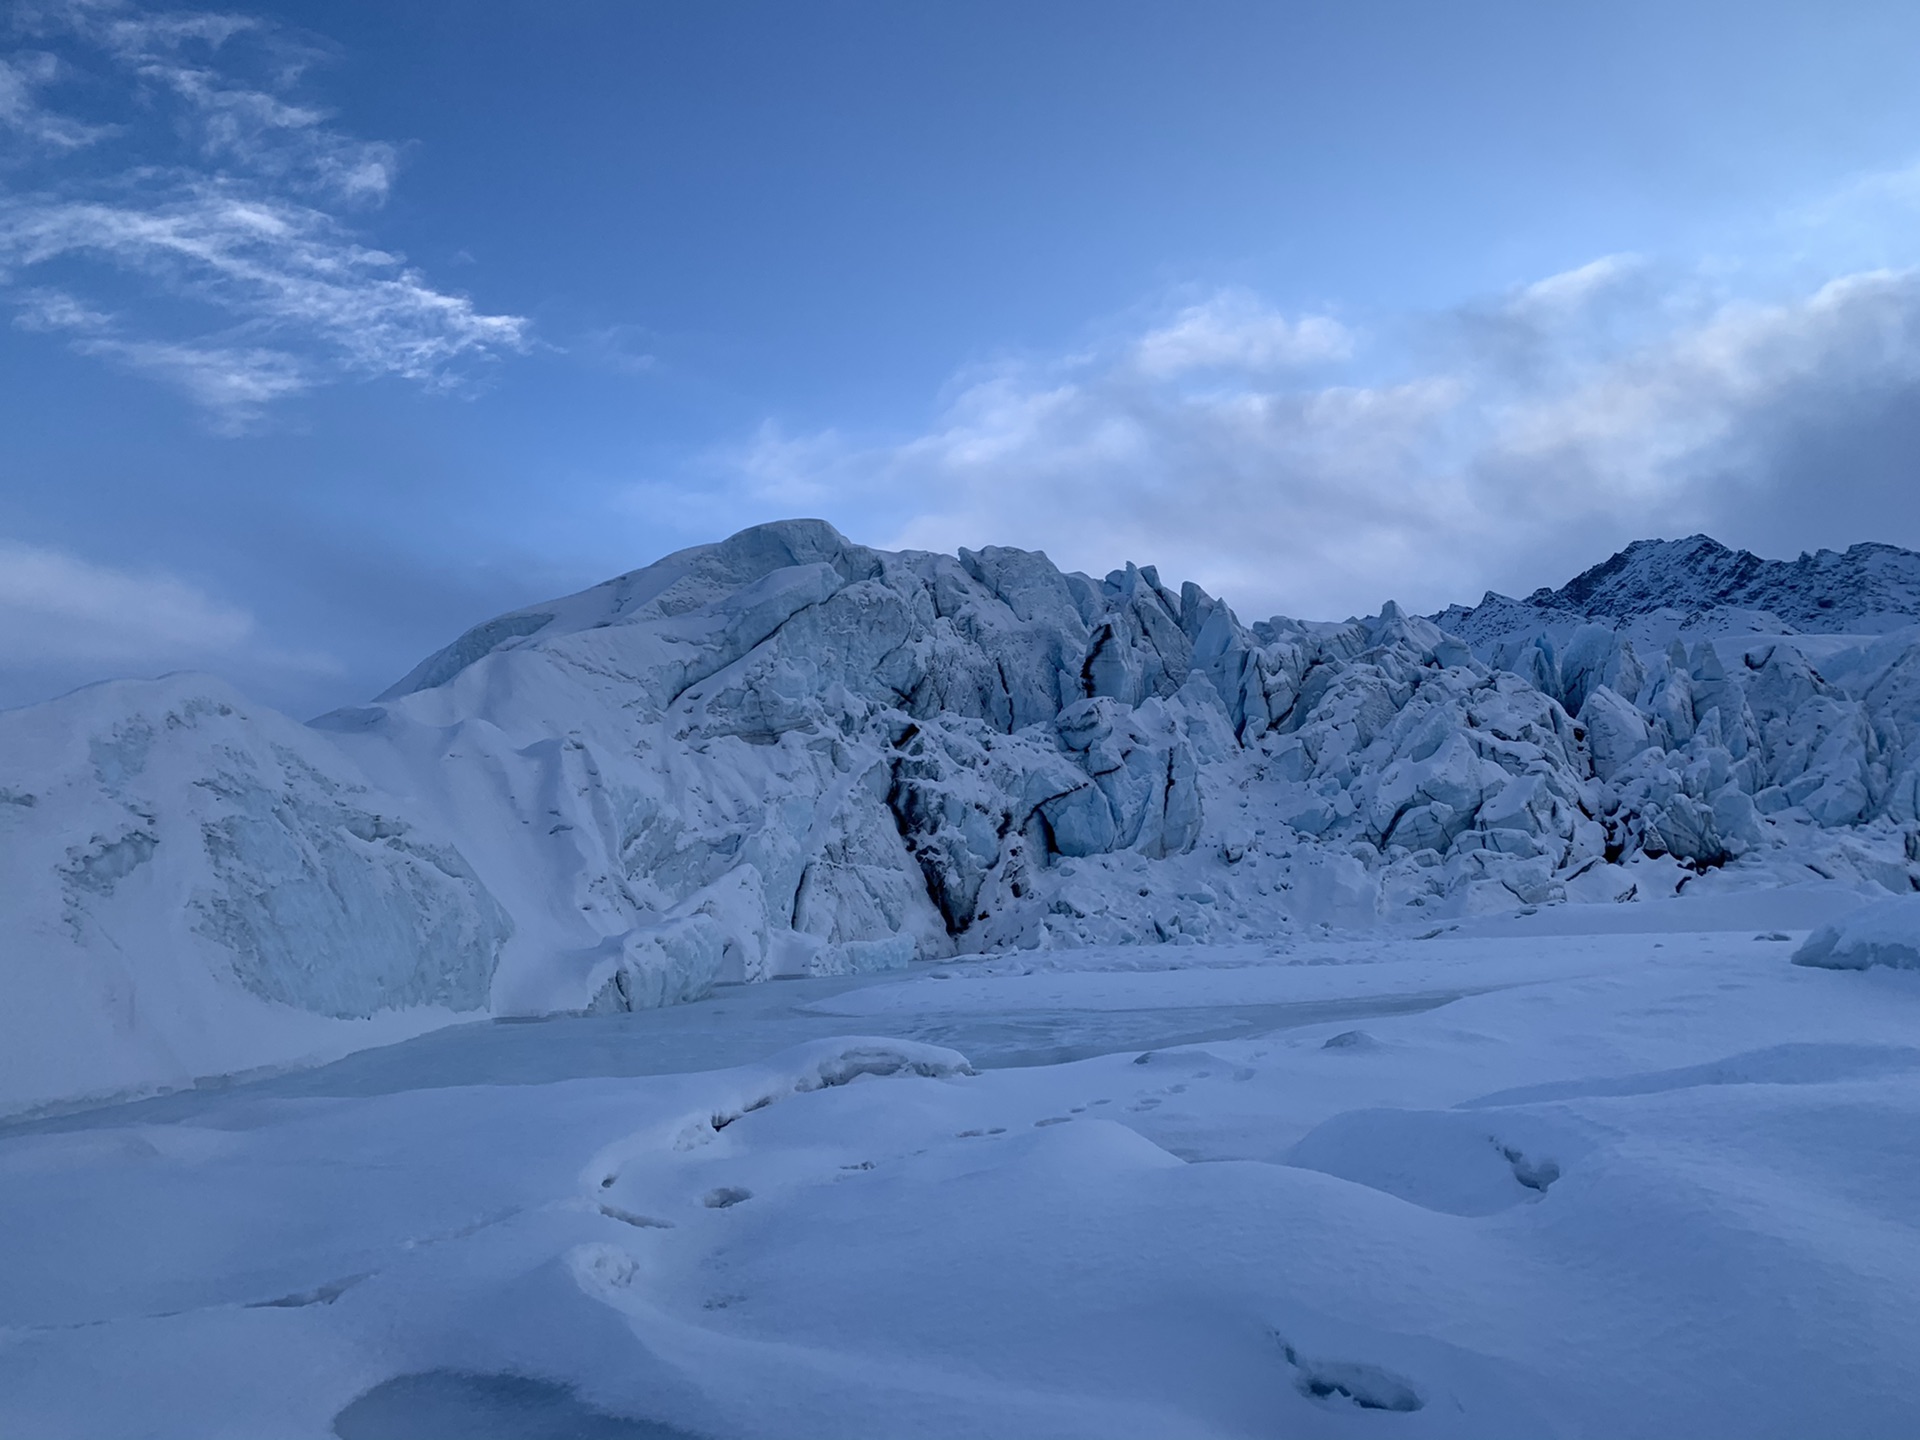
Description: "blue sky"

(5, 0), (1920, 715)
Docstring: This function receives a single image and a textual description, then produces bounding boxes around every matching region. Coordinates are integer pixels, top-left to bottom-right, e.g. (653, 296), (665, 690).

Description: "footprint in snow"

(247, 1273), (372, 1309)
(1277, 1338), (1424, 1413)
(599, 1205), (675, 1229)
(702, 1186), (753, 1209)
(1498, 1145), (1560, 1194)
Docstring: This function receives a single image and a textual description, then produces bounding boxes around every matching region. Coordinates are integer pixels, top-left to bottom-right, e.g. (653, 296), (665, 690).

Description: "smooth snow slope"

(6, 520), (1920, 1113)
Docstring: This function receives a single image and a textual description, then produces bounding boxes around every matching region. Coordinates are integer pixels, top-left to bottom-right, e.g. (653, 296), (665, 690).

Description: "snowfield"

(4, 905), (1919, 1438)
(6, 523), (1920, 1435)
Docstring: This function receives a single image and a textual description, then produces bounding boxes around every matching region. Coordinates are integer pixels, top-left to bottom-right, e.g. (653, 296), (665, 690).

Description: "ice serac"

(308, 520), (1920, 967)
(7, 521), (1920, 1111)
(319, 520), (1223, 1006)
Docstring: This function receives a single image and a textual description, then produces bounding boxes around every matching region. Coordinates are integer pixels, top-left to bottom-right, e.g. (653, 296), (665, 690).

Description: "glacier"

(5, 520), (1920, 1114)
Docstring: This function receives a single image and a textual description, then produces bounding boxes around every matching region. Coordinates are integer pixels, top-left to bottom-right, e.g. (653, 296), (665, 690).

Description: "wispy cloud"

(0, 51), (113, 150)
(0, 0), (525, 426)
(577, 321), (661, 377)
(11, 282), (305, 420)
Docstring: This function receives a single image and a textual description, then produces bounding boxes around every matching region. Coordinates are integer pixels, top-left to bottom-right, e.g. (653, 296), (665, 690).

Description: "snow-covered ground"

(6, 888), (1919, 1439)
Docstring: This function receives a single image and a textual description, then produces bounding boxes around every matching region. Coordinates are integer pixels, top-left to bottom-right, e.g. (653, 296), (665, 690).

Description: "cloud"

(2, 186), (527, 375)
(0, 51), (113, 150)
(0, 538), (349, 711)
(577, 322), (661, 377)
(1484, 269), (1920, 493)
(1131, 291), (1352, 377)
(0, 537), (254, 666)
(707, 256), (1920, 624)
(58, 0), (401, 206)
(1509, 254), (1644, 315)
(0, 1), (524, 425)
(12, 282), (308, 421)
(78, 335), (310, 417)
(1791, 160), (1920, 260)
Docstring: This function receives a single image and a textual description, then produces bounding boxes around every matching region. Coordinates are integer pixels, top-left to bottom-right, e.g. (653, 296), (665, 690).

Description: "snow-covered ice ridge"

(6, 518), (1920, 1112)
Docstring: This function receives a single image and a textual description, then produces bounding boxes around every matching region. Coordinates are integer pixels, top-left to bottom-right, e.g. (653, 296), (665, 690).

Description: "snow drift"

(6, 521), (1920, 1112)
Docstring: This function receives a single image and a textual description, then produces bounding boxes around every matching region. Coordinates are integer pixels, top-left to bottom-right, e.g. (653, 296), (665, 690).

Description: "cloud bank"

(719, 250), (1920, 623)
(0, 0), (525, 427)
(0, 538), (253, 666)
(0, 537), (351, 714)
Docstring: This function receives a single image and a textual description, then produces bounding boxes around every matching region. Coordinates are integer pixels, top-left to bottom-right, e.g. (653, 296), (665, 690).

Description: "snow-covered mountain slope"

(1436, 533), (1920, 645)
(6, 520), (1920, 1114)
(0, 676), (506, 1111)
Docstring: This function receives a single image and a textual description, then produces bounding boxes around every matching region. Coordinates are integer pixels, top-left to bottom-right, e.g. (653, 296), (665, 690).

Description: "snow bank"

(1793, 893), (1920, 971)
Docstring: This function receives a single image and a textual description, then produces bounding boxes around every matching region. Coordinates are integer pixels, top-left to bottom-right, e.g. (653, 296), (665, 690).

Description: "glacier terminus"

(5, 523), (1920, 1440)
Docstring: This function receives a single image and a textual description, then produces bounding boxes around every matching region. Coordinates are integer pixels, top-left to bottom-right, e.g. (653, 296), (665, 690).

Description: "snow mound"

(586, 1036), (973, 1183)
(1793, 894), (1920, 971)
(1284, 1105), (1582, 1215)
